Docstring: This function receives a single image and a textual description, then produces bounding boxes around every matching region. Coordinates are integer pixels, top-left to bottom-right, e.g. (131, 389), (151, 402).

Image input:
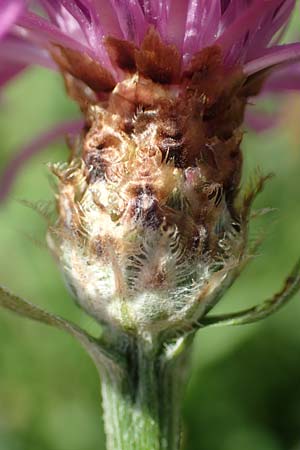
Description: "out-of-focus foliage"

(1, 51), (300, 450)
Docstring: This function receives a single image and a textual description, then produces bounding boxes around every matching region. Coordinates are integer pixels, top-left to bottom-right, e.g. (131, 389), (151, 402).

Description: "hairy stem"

(98, 336), (189, 450)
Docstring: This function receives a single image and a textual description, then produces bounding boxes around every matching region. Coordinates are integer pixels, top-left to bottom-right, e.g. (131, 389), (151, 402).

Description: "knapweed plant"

(1, 1), (300, 449)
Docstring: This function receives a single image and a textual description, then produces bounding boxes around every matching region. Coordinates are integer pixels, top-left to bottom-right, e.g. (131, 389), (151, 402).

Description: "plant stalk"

(98, 336), (188, 450)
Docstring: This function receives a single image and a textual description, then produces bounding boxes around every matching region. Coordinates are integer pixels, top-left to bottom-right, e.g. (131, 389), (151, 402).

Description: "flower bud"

(48, 48), (247, 335)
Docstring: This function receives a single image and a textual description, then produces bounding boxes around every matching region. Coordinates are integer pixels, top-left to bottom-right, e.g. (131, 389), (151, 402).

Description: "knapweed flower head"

(1, 1), (300, 335)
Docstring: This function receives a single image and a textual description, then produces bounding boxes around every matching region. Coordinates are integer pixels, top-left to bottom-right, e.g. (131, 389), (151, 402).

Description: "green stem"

(99, 337), (187, 450)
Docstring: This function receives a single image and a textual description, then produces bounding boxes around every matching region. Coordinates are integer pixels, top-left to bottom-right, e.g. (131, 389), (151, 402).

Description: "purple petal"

(0, 0), (24, 39)
(138, 0), (168, 38)
(19, 6), (115, 71)
(0, 119), (84, 203)
(0, 35), (55, 70)
(58, 1), (100, 50)
(220, 0), (230, 14)
(18, 12), (96, 60)
(183, 0), (221, 64)
(41, 1), (87, 39)
(83, 0), (123, 38)
(245, 0), (296, 60)
(59, 0), (113, 66)
(164, 0), (189, 51)
(244, 42), (300, 75)
(110, 0), (148, 44)
(138, 0), (162, 26)
(216, 0), (290, 65)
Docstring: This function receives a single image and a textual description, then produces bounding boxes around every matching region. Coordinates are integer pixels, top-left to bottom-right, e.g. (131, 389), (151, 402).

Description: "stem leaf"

(0, 284), (122, 369)
(201, 258), (300, 328)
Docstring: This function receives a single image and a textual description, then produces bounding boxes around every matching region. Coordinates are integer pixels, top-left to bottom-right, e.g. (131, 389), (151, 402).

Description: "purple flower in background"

(0, 0), (25, 87)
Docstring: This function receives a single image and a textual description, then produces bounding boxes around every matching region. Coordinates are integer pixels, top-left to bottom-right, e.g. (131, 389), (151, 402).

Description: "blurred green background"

(1, 43), (300, 450)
